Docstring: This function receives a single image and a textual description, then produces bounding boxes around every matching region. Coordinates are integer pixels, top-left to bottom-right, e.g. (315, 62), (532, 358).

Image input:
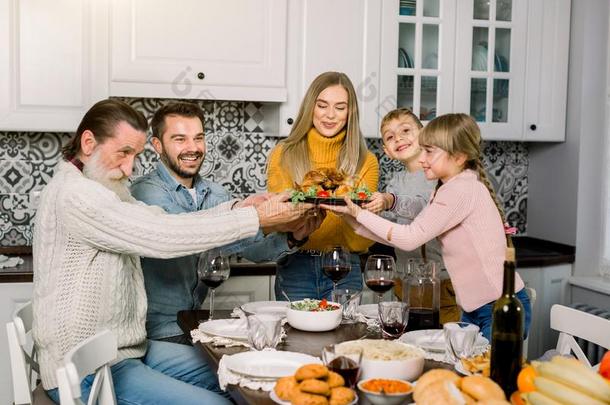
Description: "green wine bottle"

(490, 247), (524, 398)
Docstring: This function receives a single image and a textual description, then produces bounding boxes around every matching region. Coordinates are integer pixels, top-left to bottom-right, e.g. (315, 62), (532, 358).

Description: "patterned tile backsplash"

(0, 98), (528, 246)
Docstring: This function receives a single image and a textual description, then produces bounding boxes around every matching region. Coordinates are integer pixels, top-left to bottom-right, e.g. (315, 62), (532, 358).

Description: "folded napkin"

(0, 255), (24, 269)
(191, 327), (250, 348)
(353, 312), (380, 329)
(218, 349), (279, 391)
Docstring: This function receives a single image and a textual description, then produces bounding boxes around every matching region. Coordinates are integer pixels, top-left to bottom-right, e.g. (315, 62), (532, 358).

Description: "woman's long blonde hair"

(277, 71), (368, 182)
(419, 113), (512, 246)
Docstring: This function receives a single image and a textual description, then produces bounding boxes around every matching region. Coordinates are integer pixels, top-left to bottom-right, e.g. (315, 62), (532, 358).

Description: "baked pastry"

(415, 379), (474, 405)
(295, 364), (329, 381)
(329, 386), (355, 405)
(299, 379), (331, 396)
(413, 369), (462, 402)
(460, 375), (506, 401)
(274, 376), (299, 401)
(290, 391), (329, 405)
(325, 371), (345, 388)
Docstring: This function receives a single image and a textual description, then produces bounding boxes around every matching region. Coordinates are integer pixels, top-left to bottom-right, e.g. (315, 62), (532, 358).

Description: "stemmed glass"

(322, 246), (352, 297)
(364, 254), (396, 303)
(197, 250), (230, 321)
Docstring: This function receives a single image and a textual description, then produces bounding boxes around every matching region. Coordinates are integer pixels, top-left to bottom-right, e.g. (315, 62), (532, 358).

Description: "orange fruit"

(517, 365), (537, 393)
(510, 391), (526, 405)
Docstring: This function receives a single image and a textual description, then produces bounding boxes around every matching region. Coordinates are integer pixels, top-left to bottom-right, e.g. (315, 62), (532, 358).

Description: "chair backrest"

(550, 304), (610, 368)
(6, 301), (38, 405)
(56, 330), (118, 405)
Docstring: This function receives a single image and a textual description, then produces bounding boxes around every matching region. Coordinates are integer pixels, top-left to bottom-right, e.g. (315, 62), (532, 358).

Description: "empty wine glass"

(364, 255), (396, 303)
(197, 250), (230, 321)
(322, 246), (352, 297)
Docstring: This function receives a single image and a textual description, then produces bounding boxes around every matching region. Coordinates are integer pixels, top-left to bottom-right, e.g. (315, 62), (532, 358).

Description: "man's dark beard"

(161, 152), (203, 180)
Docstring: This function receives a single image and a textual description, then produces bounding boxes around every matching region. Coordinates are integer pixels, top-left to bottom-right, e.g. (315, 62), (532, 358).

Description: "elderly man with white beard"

(32, 99), (310, 405)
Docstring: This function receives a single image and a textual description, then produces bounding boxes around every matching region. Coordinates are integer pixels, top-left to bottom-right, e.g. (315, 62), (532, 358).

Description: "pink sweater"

(355, 170), (524, 312)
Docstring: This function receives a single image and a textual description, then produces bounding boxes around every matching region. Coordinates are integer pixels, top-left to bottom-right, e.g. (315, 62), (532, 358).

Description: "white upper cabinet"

(279, 0), (382, 137)
(110, 0), (288, 102)
(379, 0), (570, 141)
(522, 0), (571, 141)
(0, 0), (109, 132)
(379, 0), (457, 129)
(453, 0), (528, 140)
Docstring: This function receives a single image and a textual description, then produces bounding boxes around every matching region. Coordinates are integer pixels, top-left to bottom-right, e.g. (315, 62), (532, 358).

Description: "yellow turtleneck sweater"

(267, 128), (379, 253)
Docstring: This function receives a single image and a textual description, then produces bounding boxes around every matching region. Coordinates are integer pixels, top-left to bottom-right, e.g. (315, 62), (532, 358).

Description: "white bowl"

(285, 300), (342, 332)
(337, 340), (425, 381)
(357, 378), (414, 405)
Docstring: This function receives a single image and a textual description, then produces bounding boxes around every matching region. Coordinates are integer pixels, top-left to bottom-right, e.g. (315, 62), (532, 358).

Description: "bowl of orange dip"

(357, 378), (413, 405)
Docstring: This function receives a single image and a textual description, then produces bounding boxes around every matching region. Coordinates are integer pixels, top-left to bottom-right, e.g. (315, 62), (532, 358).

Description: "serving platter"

(303, 196), (370, 207)
(224, 351), (321, 379)
(399, 329), (489, 353)
(241, 301), (289, 318)
(198, 318), (248, 340)
(269, 390), (358, 405)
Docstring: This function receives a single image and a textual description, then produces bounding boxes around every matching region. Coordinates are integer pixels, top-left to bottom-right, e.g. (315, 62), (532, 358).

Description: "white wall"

(527, 0), (609, 279)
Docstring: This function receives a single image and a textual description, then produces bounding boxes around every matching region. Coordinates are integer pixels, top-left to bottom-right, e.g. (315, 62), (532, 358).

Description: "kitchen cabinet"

(517, 263), (571, 359)
(201, 275), (274, 310)
(0, 282), (33, 405)
(0, 0), (109, 131)
(379, 0), (570, 141)
(110, 0), (287, 102)
(279, 0), (382, 137)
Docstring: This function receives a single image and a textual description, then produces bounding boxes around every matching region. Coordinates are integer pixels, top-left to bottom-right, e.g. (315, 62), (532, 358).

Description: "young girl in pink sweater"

(322, 113), (531, 341)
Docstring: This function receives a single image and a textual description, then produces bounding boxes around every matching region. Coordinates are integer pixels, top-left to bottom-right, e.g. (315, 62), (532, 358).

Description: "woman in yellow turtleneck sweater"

(267, 71), (379, 300)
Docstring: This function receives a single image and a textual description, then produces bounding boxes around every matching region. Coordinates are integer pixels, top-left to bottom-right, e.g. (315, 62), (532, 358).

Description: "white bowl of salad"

(286, 299), (342, 332)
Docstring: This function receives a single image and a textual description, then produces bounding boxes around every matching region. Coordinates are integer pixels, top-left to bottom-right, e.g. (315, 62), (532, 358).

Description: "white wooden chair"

(550, 304), (610, 369)
(6, 301), (55, 405)
(56, 330), (118, 405)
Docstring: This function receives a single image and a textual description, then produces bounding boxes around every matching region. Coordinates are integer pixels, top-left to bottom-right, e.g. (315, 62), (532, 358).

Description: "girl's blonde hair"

(380, 108), (423, 134)
(277, 71), (368, 182)
(419, 113), (511, 244)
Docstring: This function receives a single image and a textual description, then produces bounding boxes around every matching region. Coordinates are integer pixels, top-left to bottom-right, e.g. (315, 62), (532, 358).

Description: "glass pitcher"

(402, 259), (441, 330)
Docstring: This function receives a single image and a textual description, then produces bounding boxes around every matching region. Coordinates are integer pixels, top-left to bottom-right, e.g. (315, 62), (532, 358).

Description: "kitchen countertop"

(0, 236), (575, 283)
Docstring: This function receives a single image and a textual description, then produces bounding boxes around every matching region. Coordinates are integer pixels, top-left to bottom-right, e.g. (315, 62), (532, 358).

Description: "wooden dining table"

(178, 309), (451, 405)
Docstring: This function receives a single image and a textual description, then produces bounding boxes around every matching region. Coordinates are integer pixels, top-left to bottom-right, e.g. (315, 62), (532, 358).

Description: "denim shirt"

(130, 161), (292, 339)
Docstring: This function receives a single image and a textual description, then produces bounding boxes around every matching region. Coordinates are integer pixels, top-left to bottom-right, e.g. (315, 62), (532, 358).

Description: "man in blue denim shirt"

(131, 102), (322, 344)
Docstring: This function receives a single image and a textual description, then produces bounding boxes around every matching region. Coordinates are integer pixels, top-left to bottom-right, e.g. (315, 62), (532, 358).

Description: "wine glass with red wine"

(322, 246), (352, 297)
(364, 254), (396, 303)
(322, 344), (362, 388)
(197, 250), (230, 321)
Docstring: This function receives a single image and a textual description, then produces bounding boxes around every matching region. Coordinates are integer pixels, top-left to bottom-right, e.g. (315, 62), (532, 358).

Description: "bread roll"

(460, 375), (506, 401)
(414, 369), (462, 402)
(415, 379), (472, 405)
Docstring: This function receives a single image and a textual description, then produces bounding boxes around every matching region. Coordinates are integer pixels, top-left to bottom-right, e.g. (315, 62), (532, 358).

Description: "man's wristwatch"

(287, 232), (308, 248)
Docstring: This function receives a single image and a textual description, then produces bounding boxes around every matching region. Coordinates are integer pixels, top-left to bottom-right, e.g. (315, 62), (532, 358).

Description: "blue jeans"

(47, 340), (231, 405)
(275, 252), (363, 301)
(461, 288), (532, 342)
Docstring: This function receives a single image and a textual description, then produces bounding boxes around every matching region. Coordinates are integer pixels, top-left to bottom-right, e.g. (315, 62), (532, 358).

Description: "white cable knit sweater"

(32, 161), (260, 389)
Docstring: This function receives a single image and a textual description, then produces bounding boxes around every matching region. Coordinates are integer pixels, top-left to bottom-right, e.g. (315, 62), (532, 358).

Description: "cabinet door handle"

(530, 124), (537, 131)
(287, 118), (294, 125)
(197, 72), (205, 80)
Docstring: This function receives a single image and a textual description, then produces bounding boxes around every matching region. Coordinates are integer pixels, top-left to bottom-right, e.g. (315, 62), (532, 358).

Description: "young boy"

(363, 108), (459, 324)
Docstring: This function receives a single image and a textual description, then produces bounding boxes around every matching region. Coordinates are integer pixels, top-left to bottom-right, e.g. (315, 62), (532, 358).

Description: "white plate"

(198, 319), (248, 340)
(241, 301), (289, 318)
(399, 329), (489, 353)
(357, 304), (378, 319)
(269, 389), (358, 405)
(224, 351), (322, 379)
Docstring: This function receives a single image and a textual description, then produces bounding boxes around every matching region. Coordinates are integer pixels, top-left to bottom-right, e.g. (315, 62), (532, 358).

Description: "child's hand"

(320, 196), (362, 218)
(362, 192), (394, 213)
